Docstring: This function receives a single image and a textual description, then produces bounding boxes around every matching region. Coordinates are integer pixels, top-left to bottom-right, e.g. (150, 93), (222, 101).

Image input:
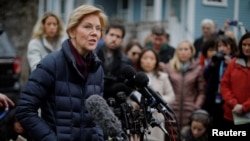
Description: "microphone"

(112, 83), (142, 107)
(133, 72), (176, 119)
(111, 83), (132, 97)
(121, 65), (137, 88)
(85, 95), (128, 141)
(134, 72), (169, 107)
(129, 91), (141, 105)
(121, 65), (136, 81)
(121, 68), (180, 139)
(121, 67), (175, 114)
(120, 66), (155, 106)
(133, 72), (180, 139)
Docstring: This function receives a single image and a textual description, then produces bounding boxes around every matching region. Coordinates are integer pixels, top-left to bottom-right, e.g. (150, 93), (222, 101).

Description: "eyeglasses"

(132, 52), (141, 56)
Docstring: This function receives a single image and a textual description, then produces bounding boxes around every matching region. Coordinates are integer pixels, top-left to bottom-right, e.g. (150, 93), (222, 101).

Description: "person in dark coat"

(145, 24), (175, 71)
(15, 5), (108, 141)
(202, 35), (238, 130)
(96, 22), (132, 100)
(194, 19), (216, 59)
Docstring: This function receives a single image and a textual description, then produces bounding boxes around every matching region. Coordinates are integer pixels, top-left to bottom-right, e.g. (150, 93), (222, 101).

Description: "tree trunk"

(0, 0), (39, 87)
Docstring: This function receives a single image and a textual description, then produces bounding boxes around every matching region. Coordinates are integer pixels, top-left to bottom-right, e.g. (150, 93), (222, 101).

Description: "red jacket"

(220, 57), (250, 121)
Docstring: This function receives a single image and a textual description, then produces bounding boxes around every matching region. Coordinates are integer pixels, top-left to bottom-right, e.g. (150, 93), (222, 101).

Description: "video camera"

(211, 51), (225, 64)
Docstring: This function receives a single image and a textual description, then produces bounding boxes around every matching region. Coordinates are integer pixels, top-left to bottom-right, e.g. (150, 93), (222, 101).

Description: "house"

(38, 0), (250, 47)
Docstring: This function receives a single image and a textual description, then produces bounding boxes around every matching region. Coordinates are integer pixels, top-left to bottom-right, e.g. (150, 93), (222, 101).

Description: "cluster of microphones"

(85, 65), (180, 141)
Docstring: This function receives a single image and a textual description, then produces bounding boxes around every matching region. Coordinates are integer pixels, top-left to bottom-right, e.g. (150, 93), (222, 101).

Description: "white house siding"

(193, 0), (250, 42)
(37, 0), (249, 48)
(238, 0), (250, 36)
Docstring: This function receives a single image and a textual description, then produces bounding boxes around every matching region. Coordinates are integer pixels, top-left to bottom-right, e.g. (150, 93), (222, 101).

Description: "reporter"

(202, 35), (238, 130)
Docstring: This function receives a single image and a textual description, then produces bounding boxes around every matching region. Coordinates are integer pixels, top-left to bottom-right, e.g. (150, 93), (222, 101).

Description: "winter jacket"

(96, 45), (132, 99)
(146, 42), (175, 64)
(16, 39), (104, 141)
(146, 71), (175, 104)
(145, 71), (175, 141)
(27, 36), (63, 71)
(164, 60), (206, 129)
(221, 57), (250, 121)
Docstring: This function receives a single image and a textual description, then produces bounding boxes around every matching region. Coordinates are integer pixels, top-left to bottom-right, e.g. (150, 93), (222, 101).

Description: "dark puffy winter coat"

(16, 39), (104, 141)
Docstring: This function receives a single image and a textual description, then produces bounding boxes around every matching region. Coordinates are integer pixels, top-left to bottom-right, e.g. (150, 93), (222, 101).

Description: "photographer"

(202, 35), (238, 131)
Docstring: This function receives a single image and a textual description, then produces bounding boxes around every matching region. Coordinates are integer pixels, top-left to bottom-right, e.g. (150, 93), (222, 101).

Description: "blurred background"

(0, 0), (250, 89)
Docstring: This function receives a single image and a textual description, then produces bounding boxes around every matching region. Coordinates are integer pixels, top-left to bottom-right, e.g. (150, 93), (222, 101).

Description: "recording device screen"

(229, 20), (237, 26)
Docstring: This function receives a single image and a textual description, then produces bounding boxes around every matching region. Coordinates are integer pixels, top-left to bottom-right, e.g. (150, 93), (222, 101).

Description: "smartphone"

(229, 20), (238, 26)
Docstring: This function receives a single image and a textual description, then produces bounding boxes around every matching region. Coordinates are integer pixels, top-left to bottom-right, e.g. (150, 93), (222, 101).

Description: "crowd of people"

(0, 4), (250, 141)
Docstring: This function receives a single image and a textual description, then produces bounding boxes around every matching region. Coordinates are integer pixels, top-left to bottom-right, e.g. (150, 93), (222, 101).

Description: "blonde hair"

(169, 40), (196, 71)
(32, 12), (64, 39)
(66, 5), (108, 37)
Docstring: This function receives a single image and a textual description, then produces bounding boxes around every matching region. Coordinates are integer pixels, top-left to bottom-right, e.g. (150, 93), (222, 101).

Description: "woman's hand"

(14, 121), (25, 134)
(0, 93), (15, 110)
(224, 55), (231, 64)
(232, 104), (243, 115)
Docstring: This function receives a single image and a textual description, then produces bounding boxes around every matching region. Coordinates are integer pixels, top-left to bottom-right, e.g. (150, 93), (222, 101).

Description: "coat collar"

(235, 58), (247, 67)
(61, 39), (102, 72)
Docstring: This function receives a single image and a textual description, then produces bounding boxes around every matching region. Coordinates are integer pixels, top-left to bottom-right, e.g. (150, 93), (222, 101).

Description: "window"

(203, 0), (228, 7)
(118, 0), (129, 22)
(121, 0), (129, 21)
(60, 0), (66, 23)
(143, 0), (154, 21)
(44, 0), (47, 11)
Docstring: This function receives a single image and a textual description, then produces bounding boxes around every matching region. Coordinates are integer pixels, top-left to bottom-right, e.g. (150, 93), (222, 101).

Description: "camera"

(211, 51), (225, 63)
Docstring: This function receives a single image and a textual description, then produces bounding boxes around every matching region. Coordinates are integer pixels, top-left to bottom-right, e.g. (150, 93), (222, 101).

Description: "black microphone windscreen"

(111, 83), (133, 96)
(121, 65), (136, 80)
(107, 97), (116, 107)
(134, 72), (149, 88)
(85, 94), (123, 137)
(111, 83), (128, 94)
